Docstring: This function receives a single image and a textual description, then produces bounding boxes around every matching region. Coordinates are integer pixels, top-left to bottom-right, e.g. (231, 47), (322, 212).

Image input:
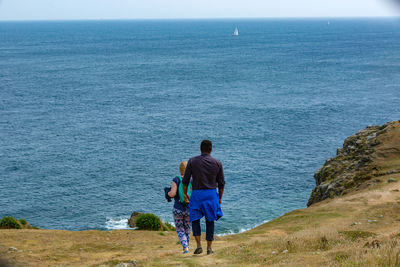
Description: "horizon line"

(0, 15), (399, 22)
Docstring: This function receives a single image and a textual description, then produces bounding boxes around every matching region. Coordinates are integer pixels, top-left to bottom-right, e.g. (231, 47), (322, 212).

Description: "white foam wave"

(166, 221), (176, 227)
(105, 217), (131, 230)
(216, 219), (270, 237)
(104, 217), (268, 235)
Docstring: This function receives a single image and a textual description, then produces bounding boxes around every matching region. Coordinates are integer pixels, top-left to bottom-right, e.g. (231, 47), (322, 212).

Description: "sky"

(0, 0), (399, 21)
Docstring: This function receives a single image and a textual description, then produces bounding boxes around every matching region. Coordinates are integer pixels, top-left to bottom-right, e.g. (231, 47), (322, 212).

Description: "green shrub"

(135, 213), (162, 231)
(19, 219), (27, 225)
(0, 217), (21, 229)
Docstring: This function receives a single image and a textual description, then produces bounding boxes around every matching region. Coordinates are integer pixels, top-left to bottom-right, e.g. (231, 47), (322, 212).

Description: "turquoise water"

(1, 19), (400, 234)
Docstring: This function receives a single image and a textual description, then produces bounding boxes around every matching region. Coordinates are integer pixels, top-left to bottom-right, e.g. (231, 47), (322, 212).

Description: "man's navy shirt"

(182, 153), (225, 190)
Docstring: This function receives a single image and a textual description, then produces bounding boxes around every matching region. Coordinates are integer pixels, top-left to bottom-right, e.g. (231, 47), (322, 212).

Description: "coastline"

(2, 121), (400, 266)
(2, 178), (399, 267)
(2, 177), (399, 266)
(104, 215), (271, 236)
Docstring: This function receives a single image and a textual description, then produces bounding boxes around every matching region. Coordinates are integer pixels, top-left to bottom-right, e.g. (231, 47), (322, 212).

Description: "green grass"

(263, 210), (342, 233)
(340, 231), (376, 241)
(334, 251), (351, 263)
(163, 222), (176, 231)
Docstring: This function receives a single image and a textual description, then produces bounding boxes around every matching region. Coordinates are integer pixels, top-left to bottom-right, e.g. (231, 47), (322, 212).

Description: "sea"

(1, 19), (400, 234)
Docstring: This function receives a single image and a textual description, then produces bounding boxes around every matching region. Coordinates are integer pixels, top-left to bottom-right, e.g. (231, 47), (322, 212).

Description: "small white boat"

(233, 27), (239, 36)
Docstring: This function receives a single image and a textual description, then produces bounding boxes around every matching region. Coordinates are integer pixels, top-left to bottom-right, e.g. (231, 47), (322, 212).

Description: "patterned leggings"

(173, 208), (191, 249)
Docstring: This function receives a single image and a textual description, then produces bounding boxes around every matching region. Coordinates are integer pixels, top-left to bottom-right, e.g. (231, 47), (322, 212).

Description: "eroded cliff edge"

(308, 120), (400, 206)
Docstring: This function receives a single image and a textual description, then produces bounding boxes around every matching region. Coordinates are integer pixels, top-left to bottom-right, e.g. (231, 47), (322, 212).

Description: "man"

(182, 140), (225, 255)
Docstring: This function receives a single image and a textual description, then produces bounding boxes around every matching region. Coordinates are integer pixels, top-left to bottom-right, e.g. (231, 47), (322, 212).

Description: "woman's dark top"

(172, 176), (189, 212)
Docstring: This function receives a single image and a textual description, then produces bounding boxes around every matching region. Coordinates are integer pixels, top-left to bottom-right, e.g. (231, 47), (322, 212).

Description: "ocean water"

(1, 19), (400, 234)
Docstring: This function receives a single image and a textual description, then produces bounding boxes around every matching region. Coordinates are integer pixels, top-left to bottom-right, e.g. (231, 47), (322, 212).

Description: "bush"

(0, 217), (21, 229)
(135, 213), (162, 231)
(19, 219), (27, 225)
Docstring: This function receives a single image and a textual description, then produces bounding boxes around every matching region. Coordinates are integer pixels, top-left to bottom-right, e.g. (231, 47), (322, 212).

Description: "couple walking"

(167, 140), (225, 255)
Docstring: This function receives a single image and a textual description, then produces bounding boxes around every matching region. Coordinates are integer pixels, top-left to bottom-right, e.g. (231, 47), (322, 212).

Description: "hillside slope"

(1, 121), (400, 267)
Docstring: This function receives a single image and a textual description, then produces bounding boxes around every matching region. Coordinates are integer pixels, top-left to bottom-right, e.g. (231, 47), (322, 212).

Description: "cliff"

(308, 120), (400, 206)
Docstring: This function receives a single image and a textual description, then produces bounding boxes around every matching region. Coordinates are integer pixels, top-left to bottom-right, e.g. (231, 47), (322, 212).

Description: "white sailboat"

(233, 27), (239, 36)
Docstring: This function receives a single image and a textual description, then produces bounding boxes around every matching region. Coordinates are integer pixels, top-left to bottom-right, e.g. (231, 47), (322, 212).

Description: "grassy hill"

(1, 121), (399, 267)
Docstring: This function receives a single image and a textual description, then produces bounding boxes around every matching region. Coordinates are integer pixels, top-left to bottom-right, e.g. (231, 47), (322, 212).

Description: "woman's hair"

(179, 161), (187, 177)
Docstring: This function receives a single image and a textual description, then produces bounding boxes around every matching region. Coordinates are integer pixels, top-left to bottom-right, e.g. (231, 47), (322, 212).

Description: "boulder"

(127, 212), (142, 228)
(8, 247), (18, 252)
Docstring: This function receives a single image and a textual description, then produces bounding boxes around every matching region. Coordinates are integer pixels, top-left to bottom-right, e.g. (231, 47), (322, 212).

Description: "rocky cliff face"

(308, 120), (400, 206)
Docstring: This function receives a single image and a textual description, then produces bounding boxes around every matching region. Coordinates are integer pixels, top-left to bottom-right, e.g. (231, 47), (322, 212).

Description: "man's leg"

(192, 219), (203, 254)
(205, 218), (215, 253)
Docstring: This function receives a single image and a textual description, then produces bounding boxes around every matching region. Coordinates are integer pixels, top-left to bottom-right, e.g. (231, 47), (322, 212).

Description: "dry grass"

(1, 173), (400, 267)
(143, 179), (400, 267)
(213, 226), (400, 267)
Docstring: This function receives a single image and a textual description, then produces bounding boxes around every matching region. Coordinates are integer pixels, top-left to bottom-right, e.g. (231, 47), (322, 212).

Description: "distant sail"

(233, 27), (239, 36)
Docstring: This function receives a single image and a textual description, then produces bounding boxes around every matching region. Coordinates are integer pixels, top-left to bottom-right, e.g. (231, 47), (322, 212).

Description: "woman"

(168, 161), (191, 254)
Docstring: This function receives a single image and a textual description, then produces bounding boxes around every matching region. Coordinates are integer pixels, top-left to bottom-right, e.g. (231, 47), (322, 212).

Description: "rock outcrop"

(308, 120), (400, 206)
(127, 212), (142, 228)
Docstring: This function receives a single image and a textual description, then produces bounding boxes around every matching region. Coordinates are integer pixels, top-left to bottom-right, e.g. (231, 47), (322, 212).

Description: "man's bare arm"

(218, 187), (224, 204)
(183, 185), (190, 203)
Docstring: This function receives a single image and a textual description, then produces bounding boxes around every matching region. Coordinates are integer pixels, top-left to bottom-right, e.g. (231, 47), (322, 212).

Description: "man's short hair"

(200, 140), (212, 153)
